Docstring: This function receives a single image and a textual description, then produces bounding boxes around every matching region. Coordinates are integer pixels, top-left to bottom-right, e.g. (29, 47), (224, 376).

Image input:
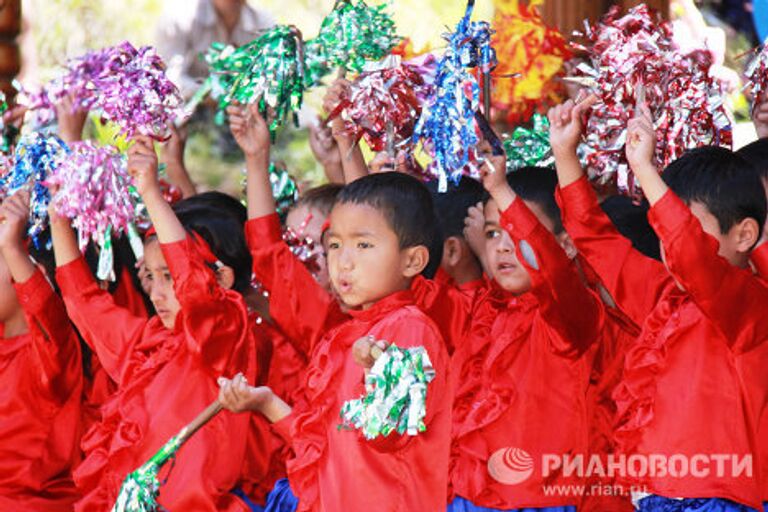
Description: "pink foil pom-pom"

(47, 141), (138, 251)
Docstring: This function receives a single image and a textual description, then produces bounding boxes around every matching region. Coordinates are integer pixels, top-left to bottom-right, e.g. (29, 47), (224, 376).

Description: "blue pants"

(636, 495), (759, 512)
(232, 487), (265, 512)
(263, 479), (299, 512)
(447, 496), (577, 512)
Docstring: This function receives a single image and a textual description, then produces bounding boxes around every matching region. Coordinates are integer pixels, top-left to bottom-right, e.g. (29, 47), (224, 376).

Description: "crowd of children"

(2, 9), (768, 512)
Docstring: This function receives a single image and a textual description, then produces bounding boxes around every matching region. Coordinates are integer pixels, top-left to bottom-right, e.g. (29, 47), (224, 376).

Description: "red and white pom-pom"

(572, 5), (732, 196)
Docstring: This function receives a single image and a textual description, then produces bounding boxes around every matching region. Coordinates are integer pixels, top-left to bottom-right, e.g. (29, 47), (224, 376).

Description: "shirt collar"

(346, 288), (415, 323)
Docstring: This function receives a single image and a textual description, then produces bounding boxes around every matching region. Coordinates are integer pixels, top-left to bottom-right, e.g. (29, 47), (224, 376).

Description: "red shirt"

(450, 198), (602, 509)
(247, 214), (452, 512)
(558, 176), (768, 510)
(414, 269), (481, 355)
(0, 269), (83, 511)
(743, 243), (768, 503)
(82, 267), (146, 437)
(57, 237), (266, 512)
(753, 243), (768, 278)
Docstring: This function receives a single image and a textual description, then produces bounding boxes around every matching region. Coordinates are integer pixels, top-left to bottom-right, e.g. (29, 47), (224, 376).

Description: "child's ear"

(732, 217), (761, 254)
(215, 265), (236, 290)
(442, 237), (462, 267)
(401, 245), (429, 278)
(556, 231), (578, 260)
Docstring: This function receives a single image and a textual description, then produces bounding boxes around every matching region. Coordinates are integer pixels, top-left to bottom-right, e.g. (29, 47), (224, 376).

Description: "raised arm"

(128, 135), (254, 373)
(0, 191), (82, 400)
(481, 156), (602, 355)
(550, 100), (669, 324)
(626, 106), (768, 351)
(323, 78), (369, 183)
(49, 196), (146, 384)
(231, 102), (347, 354)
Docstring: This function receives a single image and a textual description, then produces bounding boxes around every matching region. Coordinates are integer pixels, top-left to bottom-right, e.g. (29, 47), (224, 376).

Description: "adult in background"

(155, 0), (275, 100)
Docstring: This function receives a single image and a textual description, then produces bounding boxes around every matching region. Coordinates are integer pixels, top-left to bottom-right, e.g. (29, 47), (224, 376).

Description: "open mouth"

(336, 279), (353, 294)
(496, 262), (517, 274)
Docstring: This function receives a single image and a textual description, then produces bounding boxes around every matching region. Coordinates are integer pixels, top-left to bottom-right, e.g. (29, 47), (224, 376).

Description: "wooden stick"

(176, 400), (223, 446)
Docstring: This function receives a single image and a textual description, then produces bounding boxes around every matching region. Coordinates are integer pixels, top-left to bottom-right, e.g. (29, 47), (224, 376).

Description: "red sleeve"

(648, 190), (768, 353)
(271, 412), (295, 445)
(752, 243), (768, 278)
(161, 237), (254, 376)
(556, 176), (669, 325)
(245, 214), (347, 356)
(56, 256), (146, 383)
(363, 314), (450, 453)
(411, 276), (474, 355)
(13, 269), (82, 402)
(500, 198), (603, 355)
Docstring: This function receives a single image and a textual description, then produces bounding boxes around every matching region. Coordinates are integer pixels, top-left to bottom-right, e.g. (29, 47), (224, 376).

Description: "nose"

(337, 246), (354, 271)
(150, 278), (167, 305)
(496, 230), (514, 253)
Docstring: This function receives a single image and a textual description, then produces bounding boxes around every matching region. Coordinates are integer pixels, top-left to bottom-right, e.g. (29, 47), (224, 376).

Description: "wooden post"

(539, 0), (669, 36)
(0, 0), (20, 100)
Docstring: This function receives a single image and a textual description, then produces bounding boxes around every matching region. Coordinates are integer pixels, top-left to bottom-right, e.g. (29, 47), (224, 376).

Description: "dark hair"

(173, 191), (247, 223)
(425, 176), (484, 239)
(599, 195), (661, 260)
(335, 172), (442, 278)
(294, 183), (343, 218)
(171, 193), (253, 294)
(83, 233), (153, 314)
(736, 138), (768, 180)
(502, 166), (564, 235)
(662, 147), (766, 236)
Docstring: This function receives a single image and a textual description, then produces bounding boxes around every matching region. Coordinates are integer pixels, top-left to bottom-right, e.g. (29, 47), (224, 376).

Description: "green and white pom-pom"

(111, 433), (184, 512)
(340, 345), (435, 440)
(111, 400), (222, 512)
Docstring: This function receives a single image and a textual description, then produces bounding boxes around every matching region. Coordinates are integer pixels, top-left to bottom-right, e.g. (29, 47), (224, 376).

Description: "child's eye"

(357, 242), (372, 249)
(485, 229), (500, 240)
(163, 272), (173, 282)
(146, 274), (154, 282)
(327, 241), (340, 250)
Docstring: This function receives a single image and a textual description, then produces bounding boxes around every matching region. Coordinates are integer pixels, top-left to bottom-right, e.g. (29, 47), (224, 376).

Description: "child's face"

(325, 202), (417, 309)
(0, 254), (21, 324)
(286, 204), (330, 291)
(483, 199), (532, 294)
(143, 239), (181, 330)
(671, 201), (752, 269)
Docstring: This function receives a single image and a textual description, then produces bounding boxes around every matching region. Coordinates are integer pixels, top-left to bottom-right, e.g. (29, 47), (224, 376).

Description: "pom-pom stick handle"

(177, 399), (223, 447)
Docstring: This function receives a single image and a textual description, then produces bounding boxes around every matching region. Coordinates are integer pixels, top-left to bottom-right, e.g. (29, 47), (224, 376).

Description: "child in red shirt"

(448, 162), (603, 512)
(551, 97), (768, 511)
(218, 103), (451, 512)
(736, 136), (768, 512)
(0, 190), (83, 510)
(51, 136), (269, 511)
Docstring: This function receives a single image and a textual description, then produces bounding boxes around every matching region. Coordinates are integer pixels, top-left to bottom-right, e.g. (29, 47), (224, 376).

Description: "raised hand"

(0, 190), (30, 251)
(55, 95), (88, 144)
(127, 136), (160, 198)
(547, 94), (598, 157)
(309, 122), (342, 165)
(753, 93), (768, 139)
(625, 102), (657, 177)
(323, 78), (351, 117)
(227, 102), (270, 161)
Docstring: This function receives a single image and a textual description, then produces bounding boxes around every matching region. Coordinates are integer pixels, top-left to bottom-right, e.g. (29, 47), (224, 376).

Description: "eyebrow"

(325, 230), (376, 238)
(483, 221), (499, 228)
